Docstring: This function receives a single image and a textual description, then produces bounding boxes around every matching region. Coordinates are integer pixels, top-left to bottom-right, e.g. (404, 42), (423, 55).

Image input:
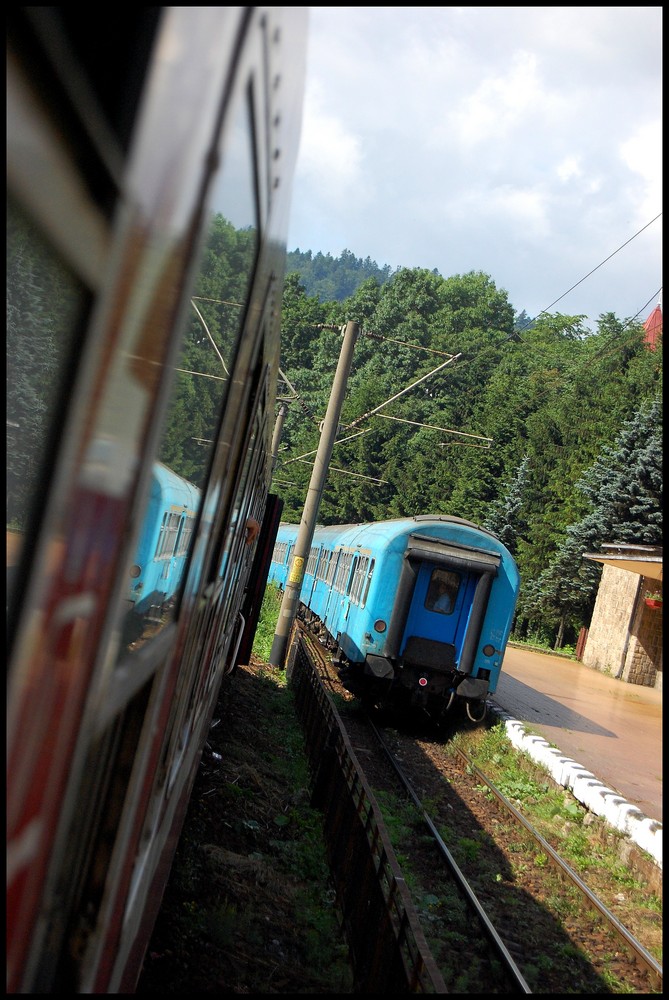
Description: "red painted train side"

(7, 8), (307, 992)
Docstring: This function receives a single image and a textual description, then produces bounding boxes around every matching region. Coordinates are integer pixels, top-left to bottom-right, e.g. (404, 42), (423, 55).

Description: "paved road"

(491, 645), (662, 824)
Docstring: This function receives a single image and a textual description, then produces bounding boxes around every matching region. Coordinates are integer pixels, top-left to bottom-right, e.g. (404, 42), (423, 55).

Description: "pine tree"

(482, 454), (530, 555)
(530, 397), (662, 647)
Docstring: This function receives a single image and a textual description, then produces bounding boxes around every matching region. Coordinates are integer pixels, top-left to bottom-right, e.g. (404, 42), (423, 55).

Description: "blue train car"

(126, 463), (201, 636)
(268, 515), (520, 720)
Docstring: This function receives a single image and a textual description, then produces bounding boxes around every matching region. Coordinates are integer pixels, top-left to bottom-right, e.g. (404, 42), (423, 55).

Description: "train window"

(316, 550), (330, 582)
(349, 555), (359, 601)
(273, 540), (288, 565)
(154, 512), (182, 559)
(326, 550), (339, 586)
(360, 558), (376, 608)
(333, 552), (344, 592)
(426, 569), (460, 615)
(115, 80), (259, 657)
(306, 546), (319, 577)
(217, 397), (262, 590)
(335, 550), (353, 594)
(350, 554), (367, 604)
(6, 196), (88, 609)
(175, 515), (196, 558)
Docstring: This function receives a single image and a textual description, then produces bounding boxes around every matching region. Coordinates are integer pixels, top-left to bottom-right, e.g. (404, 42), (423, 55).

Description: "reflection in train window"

(6, 196), (87, 607)
(117, 88), (258, 656)
(426, 568), (460, 615)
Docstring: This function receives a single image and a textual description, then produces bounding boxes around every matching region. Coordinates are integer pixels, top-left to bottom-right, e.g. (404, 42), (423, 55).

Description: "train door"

(401, 563), (478, 666)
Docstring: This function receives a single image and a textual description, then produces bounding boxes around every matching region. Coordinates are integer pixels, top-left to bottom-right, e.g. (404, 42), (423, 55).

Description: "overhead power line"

(529, 213), (662, 324)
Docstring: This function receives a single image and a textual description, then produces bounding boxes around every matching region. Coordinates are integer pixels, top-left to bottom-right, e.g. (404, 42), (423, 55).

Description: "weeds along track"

(292, 624), (662, 994)
(288, 630), (447, 993)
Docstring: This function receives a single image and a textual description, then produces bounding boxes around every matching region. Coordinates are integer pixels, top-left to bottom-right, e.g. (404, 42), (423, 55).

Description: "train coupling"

(454, 674), (490, 700)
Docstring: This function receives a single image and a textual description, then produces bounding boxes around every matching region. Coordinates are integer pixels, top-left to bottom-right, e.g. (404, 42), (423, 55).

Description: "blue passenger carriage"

(125, 464), (201, 639)
(269, 515), (520, 719)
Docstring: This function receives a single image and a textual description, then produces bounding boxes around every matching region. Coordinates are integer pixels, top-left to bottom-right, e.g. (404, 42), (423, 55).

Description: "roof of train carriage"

(301, 515), (512, 555)
(152, 462), (200, 507)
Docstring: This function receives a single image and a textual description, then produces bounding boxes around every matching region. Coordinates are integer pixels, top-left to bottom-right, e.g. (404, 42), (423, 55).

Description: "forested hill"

(286, 247), (396, 302)
(286, 247), (535, 332)
(275, 261), (662, 653)
(10, 208), (661, 654)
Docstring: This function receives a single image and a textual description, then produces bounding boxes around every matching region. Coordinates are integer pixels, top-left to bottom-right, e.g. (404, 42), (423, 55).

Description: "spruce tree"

(529, 397), (662, 647)
(482, 454), (530, 555)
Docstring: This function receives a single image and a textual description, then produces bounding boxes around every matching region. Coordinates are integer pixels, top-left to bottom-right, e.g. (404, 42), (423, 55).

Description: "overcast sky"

(286, 7), (662, 331)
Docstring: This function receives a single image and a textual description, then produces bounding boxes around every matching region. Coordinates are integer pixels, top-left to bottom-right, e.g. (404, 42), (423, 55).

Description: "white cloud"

(288, 7), (662, 326)
(555, 157), (582, 184)
(289, 81), (368, 250)
(619, 120), (663, 225)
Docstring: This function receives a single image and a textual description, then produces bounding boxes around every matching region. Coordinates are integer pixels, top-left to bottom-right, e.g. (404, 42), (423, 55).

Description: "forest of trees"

(277, 254), (662, 651)
(8, 217), (662, 651)
(285, 247), (395, 302)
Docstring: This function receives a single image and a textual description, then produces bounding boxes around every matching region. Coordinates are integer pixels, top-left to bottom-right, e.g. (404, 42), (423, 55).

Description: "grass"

(251, 583), (284, 661)
(250, 585), (662, 974)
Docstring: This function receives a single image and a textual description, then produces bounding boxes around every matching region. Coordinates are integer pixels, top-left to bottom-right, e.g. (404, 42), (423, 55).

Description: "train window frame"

(326, 549), (339, 586)
(306, 545), (319, 577)
(316, 549), (331, 583)
(175, 515), (196, 558)
(156, 367), (268, 798)
(360, 558), (375, 608)
(349, 553), (374, 606)
(334, 550), (353, 595)
(349, 554), (362, 603)
(130, 1), (293, 809)
(154, 512), (182, 560)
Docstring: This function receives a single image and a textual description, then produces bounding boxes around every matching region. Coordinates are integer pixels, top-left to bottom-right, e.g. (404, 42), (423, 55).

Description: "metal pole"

(270, 400), (288, 473)
(269, 320), (360, 668)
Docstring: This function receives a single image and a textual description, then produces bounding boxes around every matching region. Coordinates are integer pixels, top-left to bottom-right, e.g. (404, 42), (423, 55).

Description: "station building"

(581, 544), (662, 690)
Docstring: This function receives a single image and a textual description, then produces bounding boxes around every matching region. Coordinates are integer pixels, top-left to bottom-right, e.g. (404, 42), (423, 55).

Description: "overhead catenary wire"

(295, 458), (389, 484)
(191, 299), (228, 375)
(516, 213), (662, 334)
(342, 354), (461, 431)
(375, 413), (492, 446)
(279, 214), (661, 480)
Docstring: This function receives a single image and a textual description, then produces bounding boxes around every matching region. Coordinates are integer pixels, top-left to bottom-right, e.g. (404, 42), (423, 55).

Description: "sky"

(286, 7), (662, 332)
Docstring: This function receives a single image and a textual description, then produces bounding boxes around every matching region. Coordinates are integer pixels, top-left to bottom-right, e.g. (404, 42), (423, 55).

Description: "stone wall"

(582, 566), (662, 689)
(623, 575), (663, 689)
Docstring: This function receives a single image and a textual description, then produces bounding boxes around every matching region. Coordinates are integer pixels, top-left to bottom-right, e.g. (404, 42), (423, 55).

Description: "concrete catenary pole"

(270, 400), (288, 474)
(269, 320), (360, 668)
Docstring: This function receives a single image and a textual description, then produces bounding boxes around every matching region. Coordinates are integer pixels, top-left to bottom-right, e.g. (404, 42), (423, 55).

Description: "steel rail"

(370, 719), (533, 994)
(455, 747), (663, 987)
(295, 621), (661, 992)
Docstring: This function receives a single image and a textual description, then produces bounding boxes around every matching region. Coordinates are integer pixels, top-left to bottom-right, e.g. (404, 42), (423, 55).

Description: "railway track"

(291, 623), (662, 994)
